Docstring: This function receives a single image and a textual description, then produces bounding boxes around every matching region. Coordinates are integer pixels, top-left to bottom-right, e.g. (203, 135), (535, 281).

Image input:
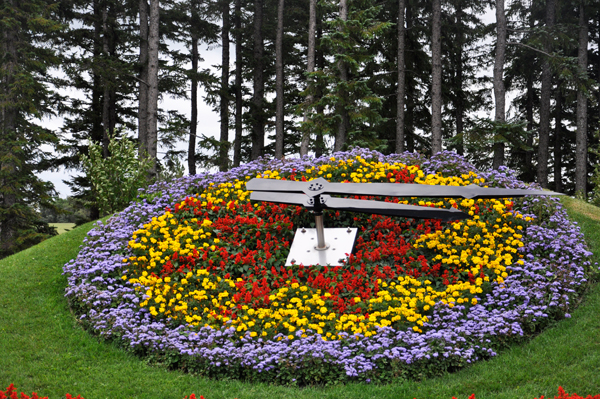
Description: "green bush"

(80, 134), (152, 217)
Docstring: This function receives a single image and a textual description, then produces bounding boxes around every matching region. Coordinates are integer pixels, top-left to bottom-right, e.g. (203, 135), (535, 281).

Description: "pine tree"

(233, 0), (243, 166)
(250, 0), (265, 159)
(57, 0), (139, 218)
(503, 0), (541, 183)
(167, 0), (219, 174)
(396, 0), (406, 153)
(305, 0), (390, 152)
(274, 0), (285, 159)
(499, 0), (597, 193)
(537, 0), (556, 188)
(299, 0), (316, 156)
(397, 0), (431, 153)
(218, 0), (231, 170)
(441, 0), (488, 157)
(187, 0), (199, 175)
(575, 0), (588, 197)
(228, 0), (307, 163)
(0, 0), (61, 258)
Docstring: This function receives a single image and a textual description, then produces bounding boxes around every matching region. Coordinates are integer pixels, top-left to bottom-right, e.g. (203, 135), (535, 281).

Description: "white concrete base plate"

(285, 227), (358, 266)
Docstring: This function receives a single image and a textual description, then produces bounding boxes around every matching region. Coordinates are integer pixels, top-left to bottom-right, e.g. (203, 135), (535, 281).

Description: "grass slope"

(1, 198), (599, 399)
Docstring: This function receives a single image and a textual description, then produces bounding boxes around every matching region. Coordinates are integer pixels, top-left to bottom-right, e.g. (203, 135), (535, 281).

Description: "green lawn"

(49, 223), (76, 235)
(1, 198), (599, 399)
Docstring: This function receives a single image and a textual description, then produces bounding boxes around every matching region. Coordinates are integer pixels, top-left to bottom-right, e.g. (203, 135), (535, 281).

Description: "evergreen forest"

(1, 0), (599, 258)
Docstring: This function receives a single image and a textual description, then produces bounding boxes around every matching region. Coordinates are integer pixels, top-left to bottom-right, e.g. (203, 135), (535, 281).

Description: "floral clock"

(64, 149), (594, 384)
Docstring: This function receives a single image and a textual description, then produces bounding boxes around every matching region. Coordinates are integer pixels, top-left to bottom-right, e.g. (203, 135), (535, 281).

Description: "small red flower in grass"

(548, 386), (600, 399)
(0, 385), (49, 399)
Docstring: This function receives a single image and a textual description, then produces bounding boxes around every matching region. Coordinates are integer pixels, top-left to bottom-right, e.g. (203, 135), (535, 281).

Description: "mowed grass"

(49, 223), (76, 235)
(1, 198), (599, 399)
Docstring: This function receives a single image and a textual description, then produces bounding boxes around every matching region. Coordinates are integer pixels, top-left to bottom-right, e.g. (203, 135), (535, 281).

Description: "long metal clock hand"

(246, 177), (562, 199)
(250, 192), (468, 222)
(322, 196), (468, 222)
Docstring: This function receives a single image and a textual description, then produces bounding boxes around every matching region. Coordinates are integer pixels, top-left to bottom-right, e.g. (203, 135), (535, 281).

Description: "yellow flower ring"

(124, 157), (530, 341)
(65, 150), (593, 383)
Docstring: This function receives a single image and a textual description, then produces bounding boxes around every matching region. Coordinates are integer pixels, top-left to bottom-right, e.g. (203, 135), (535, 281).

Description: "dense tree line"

(1, 0), (599, 257)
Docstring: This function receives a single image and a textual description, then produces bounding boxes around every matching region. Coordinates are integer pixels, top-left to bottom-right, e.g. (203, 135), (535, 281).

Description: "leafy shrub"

(80, 133), (152, 217)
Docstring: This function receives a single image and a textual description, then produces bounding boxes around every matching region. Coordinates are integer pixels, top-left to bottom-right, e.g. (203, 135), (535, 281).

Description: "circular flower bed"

(64, 149), (595, 384)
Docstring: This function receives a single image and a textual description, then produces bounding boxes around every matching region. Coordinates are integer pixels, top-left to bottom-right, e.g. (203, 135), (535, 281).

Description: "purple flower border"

(63, 148), (595, 381)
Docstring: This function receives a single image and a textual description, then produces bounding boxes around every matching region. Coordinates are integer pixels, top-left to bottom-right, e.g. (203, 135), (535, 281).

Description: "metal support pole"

(314, 212), (327, 250)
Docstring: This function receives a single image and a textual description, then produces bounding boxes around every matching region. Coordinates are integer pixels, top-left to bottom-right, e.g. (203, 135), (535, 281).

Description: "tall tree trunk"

(537, 0), (555, 188)
(251, 0), (264, 160)
(92, 0), (103, 144)
(107, 18), (117, 144)
(314, 14), (325, 157)
(189, 34), (198, 175)
(138, 0), (149, 157)
(146, 0), (160, 178)
(575, 0), (588, 198)
(396, 0), (406, 154)
(431, 0), (442, 155)
(275, 0), (285, 159)
(109, 89), (117, 137)
(233, 0), (242, 167)
(89, 0), (102, 220)
(101, 0), (111, 158)
(188, 0), (199, 175)
(554, 88), (563, 192)
(597, 9), (600, 149)
(334, 0), (349, 152)
(405, 1), (414, 152)
(493, 0), (507, 169)
(524, 71), (534, 181)
(454, 3), (464, 155)
(300, 0), (316, 156)
(219, 0), (230, 171)
(523, 10), (535, 182)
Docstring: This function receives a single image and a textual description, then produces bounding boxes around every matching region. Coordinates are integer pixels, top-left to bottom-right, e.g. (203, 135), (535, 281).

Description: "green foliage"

(0, 125), (59, 259)
(193, 133), (232, 171)
(56, 0), (197, 205)
(80, 133), (152, 217)
(40, 197), (92, 225)
(158, 153), (186, 183)
(591, 173), (600, 207)
(156, 110), (189, 181)
(0, 0), (62, 259)
(454, 119), (532, 171)
(300, 0), (391, 151)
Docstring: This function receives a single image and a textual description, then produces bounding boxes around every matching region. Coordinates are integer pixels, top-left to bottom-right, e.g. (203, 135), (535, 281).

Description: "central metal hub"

(308, 182), (324, 191)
